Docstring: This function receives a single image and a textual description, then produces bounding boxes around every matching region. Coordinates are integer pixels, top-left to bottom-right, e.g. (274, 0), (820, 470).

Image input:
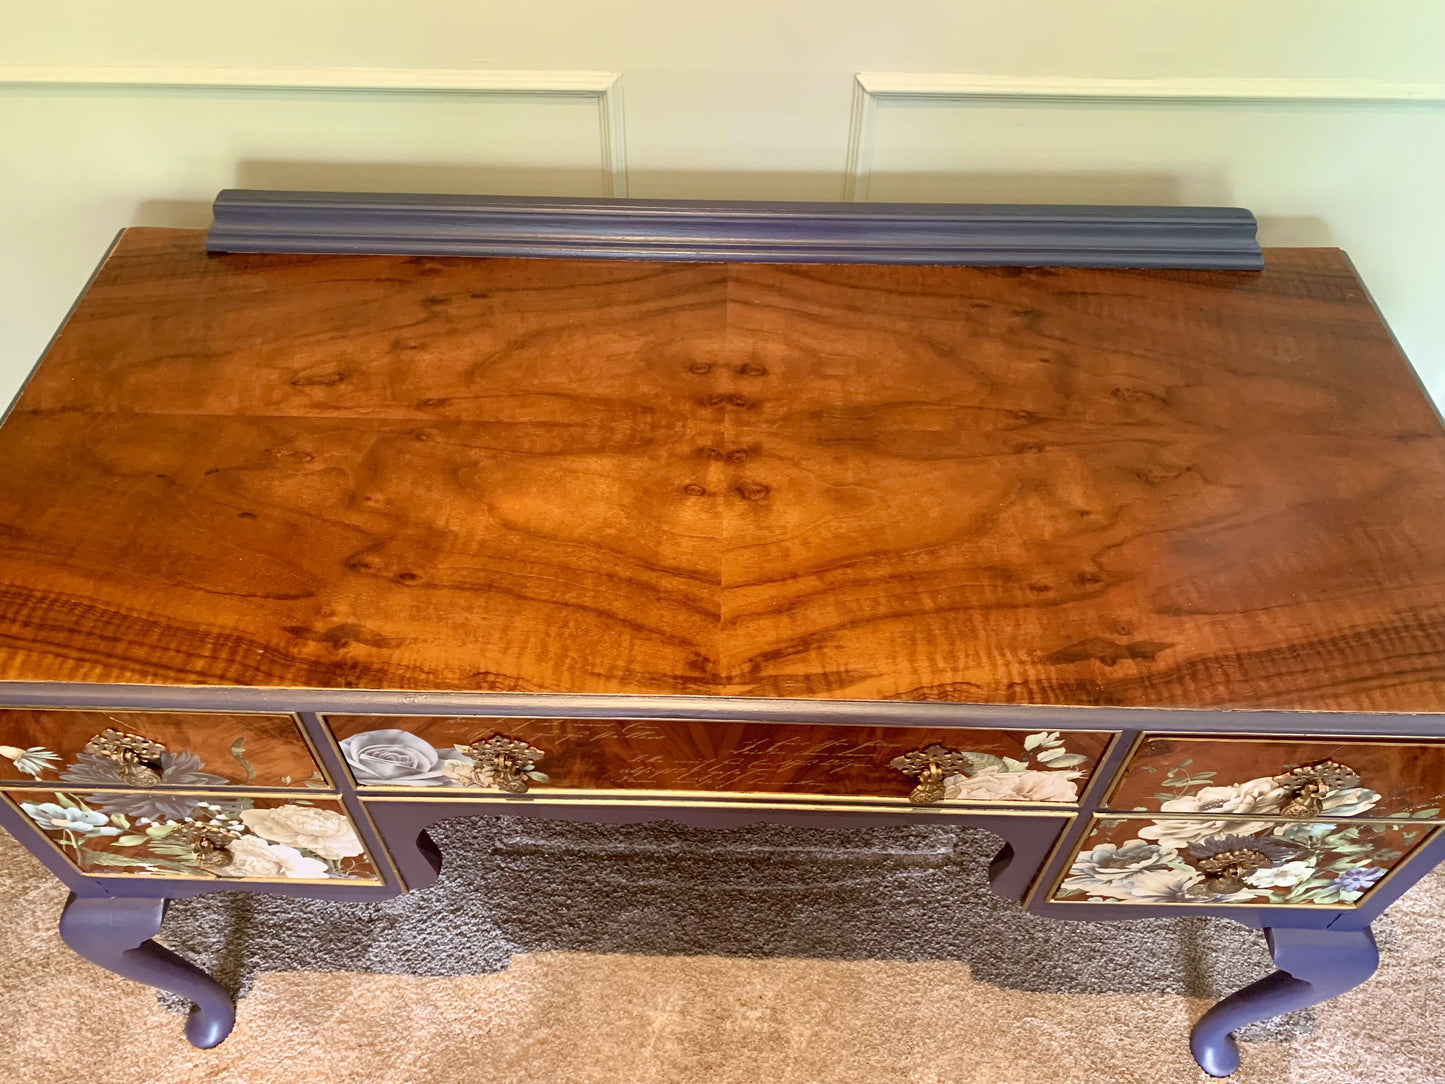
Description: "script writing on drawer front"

(0, 708), (329, 789)
(324, 716), (1117, 804)
(1107, 736), (1445, 820)
(1049, 815), (1437, 908)
(4, 790), (383, 883)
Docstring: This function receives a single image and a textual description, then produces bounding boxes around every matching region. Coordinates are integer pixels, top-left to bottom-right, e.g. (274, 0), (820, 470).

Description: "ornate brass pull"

(457, 735), (548, 794)
(889, 745), (973, 805)
(170, 822), (241, 871)
(1274, 759), (1360, 818)
(82, 728), (167, 786)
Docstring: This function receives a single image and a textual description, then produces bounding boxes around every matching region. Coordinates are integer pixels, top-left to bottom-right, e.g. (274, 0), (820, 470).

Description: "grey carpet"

(156, 817), (1376, 1042)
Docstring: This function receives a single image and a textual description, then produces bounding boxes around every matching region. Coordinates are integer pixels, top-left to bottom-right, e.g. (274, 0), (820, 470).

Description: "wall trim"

(845, 72), (1445, 201)
(0, 65), (629, 197)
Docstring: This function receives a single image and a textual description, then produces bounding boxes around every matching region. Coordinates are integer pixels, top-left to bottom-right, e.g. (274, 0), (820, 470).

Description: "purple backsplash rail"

(205, 191), (1264, 270)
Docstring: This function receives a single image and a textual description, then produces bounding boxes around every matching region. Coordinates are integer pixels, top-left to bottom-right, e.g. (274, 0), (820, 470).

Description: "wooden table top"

(0, 226), (1442, 712)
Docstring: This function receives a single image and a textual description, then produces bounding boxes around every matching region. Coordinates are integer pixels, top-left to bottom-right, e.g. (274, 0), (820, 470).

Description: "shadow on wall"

(135, 161), (1334, 248)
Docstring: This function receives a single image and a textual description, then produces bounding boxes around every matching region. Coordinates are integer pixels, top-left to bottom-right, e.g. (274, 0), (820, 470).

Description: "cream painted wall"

(2, 1), (1444, 401)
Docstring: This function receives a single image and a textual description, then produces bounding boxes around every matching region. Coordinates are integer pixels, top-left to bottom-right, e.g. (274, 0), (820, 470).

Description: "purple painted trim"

(58, 893), (236, 1048)
(296, 711), (407, 890)
(1325, 817), (1445, 931)
(363, 799), (1067, 904)
(205, 190), (1264, 270)
(0, 681), (1441, 738)
(0, 788), (112, 898)
(1190, 925), (1378, 1077)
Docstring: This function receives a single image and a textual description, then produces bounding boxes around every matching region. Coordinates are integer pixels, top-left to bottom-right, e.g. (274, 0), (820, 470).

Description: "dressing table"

(2, 194), (1443, 1077)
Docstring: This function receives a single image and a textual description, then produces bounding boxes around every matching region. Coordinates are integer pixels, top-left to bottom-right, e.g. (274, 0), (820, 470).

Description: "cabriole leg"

(58, 893), (236, 1048)
(1190, 924), (1377, 1077)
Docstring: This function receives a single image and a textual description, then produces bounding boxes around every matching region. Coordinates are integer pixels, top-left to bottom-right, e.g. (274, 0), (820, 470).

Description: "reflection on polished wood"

(1, 229), (1443, 710)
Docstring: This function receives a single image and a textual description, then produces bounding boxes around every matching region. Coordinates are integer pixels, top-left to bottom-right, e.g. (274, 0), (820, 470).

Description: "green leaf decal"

(114, 834), (149, 847)
(958, 752), (1005, 775)
(231, 737), (256, 782)
(1039, 752), (1088, 768)
(86, 852), (205, 875)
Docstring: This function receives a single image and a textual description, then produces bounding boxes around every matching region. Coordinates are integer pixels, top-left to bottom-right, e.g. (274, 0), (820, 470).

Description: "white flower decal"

(218, 836), (329, 879)
(0, 745), (61, 779)
(240, 805), (364, 860)
(340, 729), (451, 786)
(944, 767), (1081, 804)
(1243, 860), (1317, 889)
(21, 801), (121, 837)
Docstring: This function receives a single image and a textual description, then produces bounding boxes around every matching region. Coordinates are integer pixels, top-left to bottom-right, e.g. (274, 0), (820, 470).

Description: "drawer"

(1105, 735), (1445, 820)
(324, 715), (1117, 806)
(1047, 814), (1436, 907)
(0, 709), (330, 790)
(4, 789), (382, 883)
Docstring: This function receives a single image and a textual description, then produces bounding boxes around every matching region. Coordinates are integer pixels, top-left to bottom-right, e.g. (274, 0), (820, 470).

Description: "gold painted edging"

(357, 793), (1071, 818)
(1038, 812), (1442, 910)
(345, 783), (1087, 811)
(0, 704), (338, 791)
(1098, 729), (1445, 814)
(319, 713), (1120, 808)
(1, 788), (385, 885)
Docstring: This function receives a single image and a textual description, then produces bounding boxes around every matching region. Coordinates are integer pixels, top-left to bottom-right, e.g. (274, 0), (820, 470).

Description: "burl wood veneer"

(1, 228), (1441, 709)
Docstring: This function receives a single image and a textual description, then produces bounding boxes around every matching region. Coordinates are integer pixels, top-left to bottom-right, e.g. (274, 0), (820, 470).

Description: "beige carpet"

(2, 830), (1444, 1084)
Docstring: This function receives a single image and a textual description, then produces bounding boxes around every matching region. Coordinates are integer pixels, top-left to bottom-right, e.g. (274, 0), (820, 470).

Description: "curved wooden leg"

(1190, 925), (1377, 1077)
(58, 893), (236, 1049)
(986, 819), (1067, 902)
(366, 803), (444, 890)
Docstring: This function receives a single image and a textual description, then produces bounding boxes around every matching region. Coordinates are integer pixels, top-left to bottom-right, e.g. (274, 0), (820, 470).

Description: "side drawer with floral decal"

(1048, 815), (1439, 908)
(1104, 736), (1445, 822)
(3, 789), (383, 883)
(0, 709), (331, 790)
(324, 715), (1118, 807)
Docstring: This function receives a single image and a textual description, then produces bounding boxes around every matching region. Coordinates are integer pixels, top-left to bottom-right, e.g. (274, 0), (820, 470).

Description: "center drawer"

(323, 715), (1117, 807)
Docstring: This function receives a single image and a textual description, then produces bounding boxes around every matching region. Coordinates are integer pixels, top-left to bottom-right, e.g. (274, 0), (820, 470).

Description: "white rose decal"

(340, 729), (449, 786)
(219, 835), (329, 879)
(240, 805), (364, 860)
(944, 767), (1081, 804)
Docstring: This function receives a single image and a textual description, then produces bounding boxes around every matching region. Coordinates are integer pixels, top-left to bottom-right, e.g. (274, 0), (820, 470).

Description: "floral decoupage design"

(1055, 757), (1436, 905)
(0, 728), (328, 792)
(918, 730), (1090, 804)
(339, 729), (545, 789)
(1053, 815), (1428, 905)
(10, 791), (381, 881)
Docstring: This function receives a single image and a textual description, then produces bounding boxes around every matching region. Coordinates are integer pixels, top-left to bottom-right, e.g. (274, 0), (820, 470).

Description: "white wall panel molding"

(0, 66), (629, 196)
(844, 72), (1445, 200)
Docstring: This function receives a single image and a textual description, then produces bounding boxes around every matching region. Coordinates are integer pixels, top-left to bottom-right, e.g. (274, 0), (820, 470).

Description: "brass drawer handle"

(1274, 759), (1360, 818)
(889, 745), (974, 805)
(457, 735), (549, 794)
(171, 821), (242, 871)
(82, 728), (168, 786)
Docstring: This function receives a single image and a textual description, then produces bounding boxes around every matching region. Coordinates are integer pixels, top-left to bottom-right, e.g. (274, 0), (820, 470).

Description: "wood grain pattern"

(325, 715), (1114, 800)
(1, 228), (1444, 711)
(0, 709), (325, 788)
(1107, 736), (1445, 819)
